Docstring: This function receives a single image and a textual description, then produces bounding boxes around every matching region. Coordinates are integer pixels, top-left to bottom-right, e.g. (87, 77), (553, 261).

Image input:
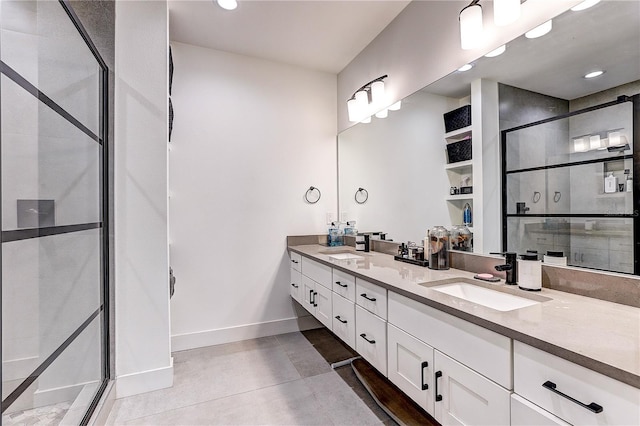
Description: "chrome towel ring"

(355, 187), (369, 204)
(305, 186), (321, 204)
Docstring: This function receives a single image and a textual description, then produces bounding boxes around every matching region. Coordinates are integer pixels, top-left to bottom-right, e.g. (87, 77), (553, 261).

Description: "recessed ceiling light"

(584, 70), (604, 79)
(458, 64), (473, 72)
(485, 45), (506, 58)
(571, 0), (601, 12)
(217, 0), (238, 11)
(525, 20), (552, 39)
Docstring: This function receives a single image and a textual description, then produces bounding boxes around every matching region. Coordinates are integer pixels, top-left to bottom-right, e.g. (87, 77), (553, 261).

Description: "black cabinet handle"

(309, 290), (314, 305)
(421, 361), (429, 390)
(360, 293), (377, 302)
(335, 316), (347, 324)
(435, 371), (443, 401)
(360, 333), (376, 344)
(291, 259), (299, 264)
(542, 381), (603, 413)
(335, 281), (348, 288)
(313, 291), (318, 307)
(291, 283), (298, 288)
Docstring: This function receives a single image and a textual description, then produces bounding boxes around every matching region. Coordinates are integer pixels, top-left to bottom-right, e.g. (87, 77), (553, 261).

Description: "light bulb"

(458, 64), (473, 72)
(459, 3), (483, 50)
(217, 0), (238, 11)
(494, 0), (520, 27)
(584, 70), (604, 79)
(589, 135), (601, 150)
(525, 20), (552, 39)
(347, 98), (358, 123)
(571, 0), (600, 12)
(371, 80), (385, 108)
(485, 45), (506, 58)
(388, 101), (401, 111)
(354, 90), (369, 122)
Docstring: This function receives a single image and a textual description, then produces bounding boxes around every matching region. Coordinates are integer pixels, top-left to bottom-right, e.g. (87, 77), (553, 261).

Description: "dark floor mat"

(301, 328), (358, 364)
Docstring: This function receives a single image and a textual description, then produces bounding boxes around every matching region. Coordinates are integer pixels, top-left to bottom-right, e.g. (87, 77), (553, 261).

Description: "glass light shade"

(584, 70), (604, 79)
(485, 45), (506, 58)
(607, 131), (622, 146)
(460, 4), (483, 50)
(347, 98), (358, 122)
(494, 0), (521, 27)
(573, 137), (587, 153)
(354, 90), (369, 122)
(589, 134), (601, 150)
(388, 100), (401, 111)
(458, 64), (473, 72)
(217, 0), (238, 10)
(375, 109), (388, 119)
(371, 81), (385, 108)
(571, 0), (600, 12)
(525, 20), (552, 39)
(360, 116), (371, 124)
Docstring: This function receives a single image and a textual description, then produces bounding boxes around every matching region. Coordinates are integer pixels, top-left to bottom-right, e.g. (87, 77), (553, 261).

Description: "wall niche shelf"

(445, 125), (472, 140)
(444, 159), (473, 172)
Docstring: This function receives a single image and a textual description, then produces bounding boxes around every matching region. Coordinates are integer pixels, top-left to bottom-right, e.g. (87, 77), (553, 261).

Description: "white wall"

(114, 0), (172, 398)
(168, 42), (337, 350)
(337, 0), (583, 133)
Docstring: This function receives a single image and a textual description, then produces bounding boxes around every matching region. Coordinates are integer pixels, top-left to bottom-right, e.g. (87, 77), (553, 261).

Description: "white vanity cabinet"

(290, 266), (302, 304)
(300, 275), (332, 329)
(332, 292), (355, 349)
(333, 268), (356, 301)
(387, 323), (435, 416)
(356, 305), (387, 375)
(514, 341), (640, 426)
(355, 278), (388, 320)
(511, 394), (570, 426)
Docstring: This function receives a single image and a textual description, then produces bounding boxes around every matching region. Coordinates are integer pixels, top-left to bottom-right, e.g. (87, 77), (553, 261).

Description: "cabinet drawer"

(511, 394), (570, 426)
(332, 293), (355, 349)
(514, 341), (640, 426)
(332, 269), (356, 301)
(301, 257), (331, 288)
(388, 291), (512, 389)
(356, 278), (387, 320)
(290, 252), (302, 272)
(356, 305), (387, 376)
(290, 268), (302, 304)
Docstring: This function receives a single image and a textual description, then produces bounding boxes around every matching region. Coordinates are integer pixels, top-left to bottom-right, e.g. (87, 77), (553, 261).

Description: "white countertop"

(289, 244), (640, 389)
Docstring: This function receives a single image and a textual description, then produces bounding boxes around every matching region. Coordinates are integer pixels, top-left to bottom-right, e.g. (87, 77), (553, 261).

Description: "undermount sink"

(430, 282), (540, 311)
(326, 252), (364, 260)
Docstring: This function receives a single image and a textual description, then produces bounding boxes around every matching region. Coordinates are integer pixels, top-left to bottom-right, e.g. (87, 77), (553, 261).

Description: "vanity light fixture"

(584, 70), (604, 79)
(571, 0), (601, 12)
(347, 75), (389, 123)
(458, 64), (474, 72)
(525, 20), (552, 39)
(485, 44), (506, 57)
(494, 0), (521, 27)
(459, 0), (483, 50)
(216, 0), (238, 10)
(388, 101), (401, 111)
(375, 109), (388, 119)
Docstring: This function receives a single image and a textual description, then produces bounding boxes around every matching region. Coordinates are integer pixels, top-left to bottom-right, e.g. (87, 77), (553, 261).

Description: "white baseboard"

(33, 380), (96, 408)
(171, 315), (323, 352)
(3, 355), (39, 381)
(115, 357), (174, 399)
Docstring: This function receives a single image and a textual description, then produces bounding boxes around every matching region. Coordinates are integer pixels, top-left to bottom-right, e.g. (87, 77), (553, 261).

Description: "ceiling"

(426, 0), (640, 101)
(168, 0), (411, 74)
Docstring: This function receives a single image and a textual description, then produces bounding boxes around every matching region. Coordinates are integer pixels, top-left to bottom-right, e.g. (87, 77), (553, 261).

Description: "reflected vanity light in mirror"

(485, 45), (506, 58)
(371, 80), (385, 108)
(494, 0), (521, 27)
(458, 63), (474, 72)
(375, 109), (388, 118)
(388, 100), (401, 111)
(571, 0), (601, 12)
(584, 70), (604, 79)
(459, 1), (483, 50)
(525, 20), (552, 38)
(217, 0), (238, 11)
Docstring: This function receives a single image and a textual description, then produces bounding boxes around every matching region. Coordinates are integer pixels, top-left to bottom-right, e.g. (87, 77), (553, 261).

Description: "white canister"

(543, 251), (567, 266)
(517, 254), (542, 291)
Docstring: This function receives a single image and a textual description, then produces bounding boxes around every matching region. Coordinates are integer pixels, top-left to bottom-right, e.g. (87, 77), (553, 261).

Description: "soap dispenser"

(604, 172), (617, 193)
(462, 203), (472, 226)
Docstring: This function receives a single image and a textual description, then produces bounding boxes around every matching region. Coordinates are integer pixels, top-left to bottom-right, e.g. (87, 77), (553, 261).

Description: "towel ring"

(553, 191), (561, 203)
(304, 186), (321, 204)
(355, 187), (369, 204)
(532, 191), (541, 203)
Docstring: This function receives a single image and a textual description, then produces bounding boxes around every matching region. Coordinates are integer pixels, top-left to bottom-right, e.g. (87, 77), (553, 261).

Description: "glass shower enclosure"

(1, 1), (109, 424)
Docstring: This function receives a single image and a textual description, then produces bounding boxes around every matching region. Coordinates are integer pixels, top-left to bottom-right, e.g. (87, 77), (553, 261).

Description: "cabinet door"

(511, 394), (570, 426)
(387, 324), (434, 416)
(290, 252), (302, 272)
(290, 267), (302, 304)
(314, 283), (333, 329)
(301, 275), (316, 314)
(332, 292), (355, 349)
(434, 350), (510, 426)
(355, 306), (387, 376)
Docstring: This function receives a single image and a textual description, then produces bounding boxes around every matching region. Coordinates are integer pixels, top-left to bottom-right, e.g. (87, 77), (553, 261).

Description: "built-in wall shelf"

(446, 194), (473, 202)
(445, 160), (473, 173)
(445, 126), (472, 140)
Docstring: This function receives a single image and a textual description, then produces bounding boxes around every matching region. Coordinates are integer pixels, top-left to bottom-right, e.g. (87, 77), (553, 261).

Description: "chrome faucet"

(495, 252), (518, 285)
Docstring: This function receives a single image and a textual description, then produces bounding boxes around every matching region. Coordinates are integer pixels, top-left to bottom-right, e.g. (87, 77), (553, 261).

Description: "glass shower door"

(1, 1), (109, 424)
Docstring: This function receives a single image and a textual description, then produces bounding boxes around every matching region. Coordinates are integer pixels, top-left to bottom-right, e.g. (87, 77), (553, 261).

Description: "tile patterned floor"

(1, 402), (70, 425)
(106, 331), (395, 425)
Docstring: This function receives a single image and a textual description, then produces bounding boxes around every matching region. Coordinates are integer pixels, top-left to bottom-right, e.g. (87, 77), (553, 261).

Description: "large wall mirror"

(338, 1), (640, 274)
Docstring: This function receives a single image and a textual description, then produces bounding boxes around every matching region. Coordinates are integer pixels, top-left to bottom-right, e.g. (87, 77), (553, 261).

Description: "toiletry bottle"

(463, 203), (472, 226)
(627, 174), (633, 192)
(604, 172), (617, 193)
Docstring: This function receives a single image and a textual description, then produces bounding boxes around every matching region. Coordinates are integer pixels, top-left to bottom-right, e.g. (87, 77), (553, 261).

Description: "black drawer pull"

(291, 259), (298, 264)
(335, 316), (347, 324)
(335, 281), (348, 288)
(309, 290), (315, 305)
(359, 333), (376, 344)
(421, 361), (429, 390)
(313, 291), (318, 307)
(542, 381), (603, 413)
(360, 293), (377, 302)
(291, 283), (298, 288)
(435, 371), (443, 401)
